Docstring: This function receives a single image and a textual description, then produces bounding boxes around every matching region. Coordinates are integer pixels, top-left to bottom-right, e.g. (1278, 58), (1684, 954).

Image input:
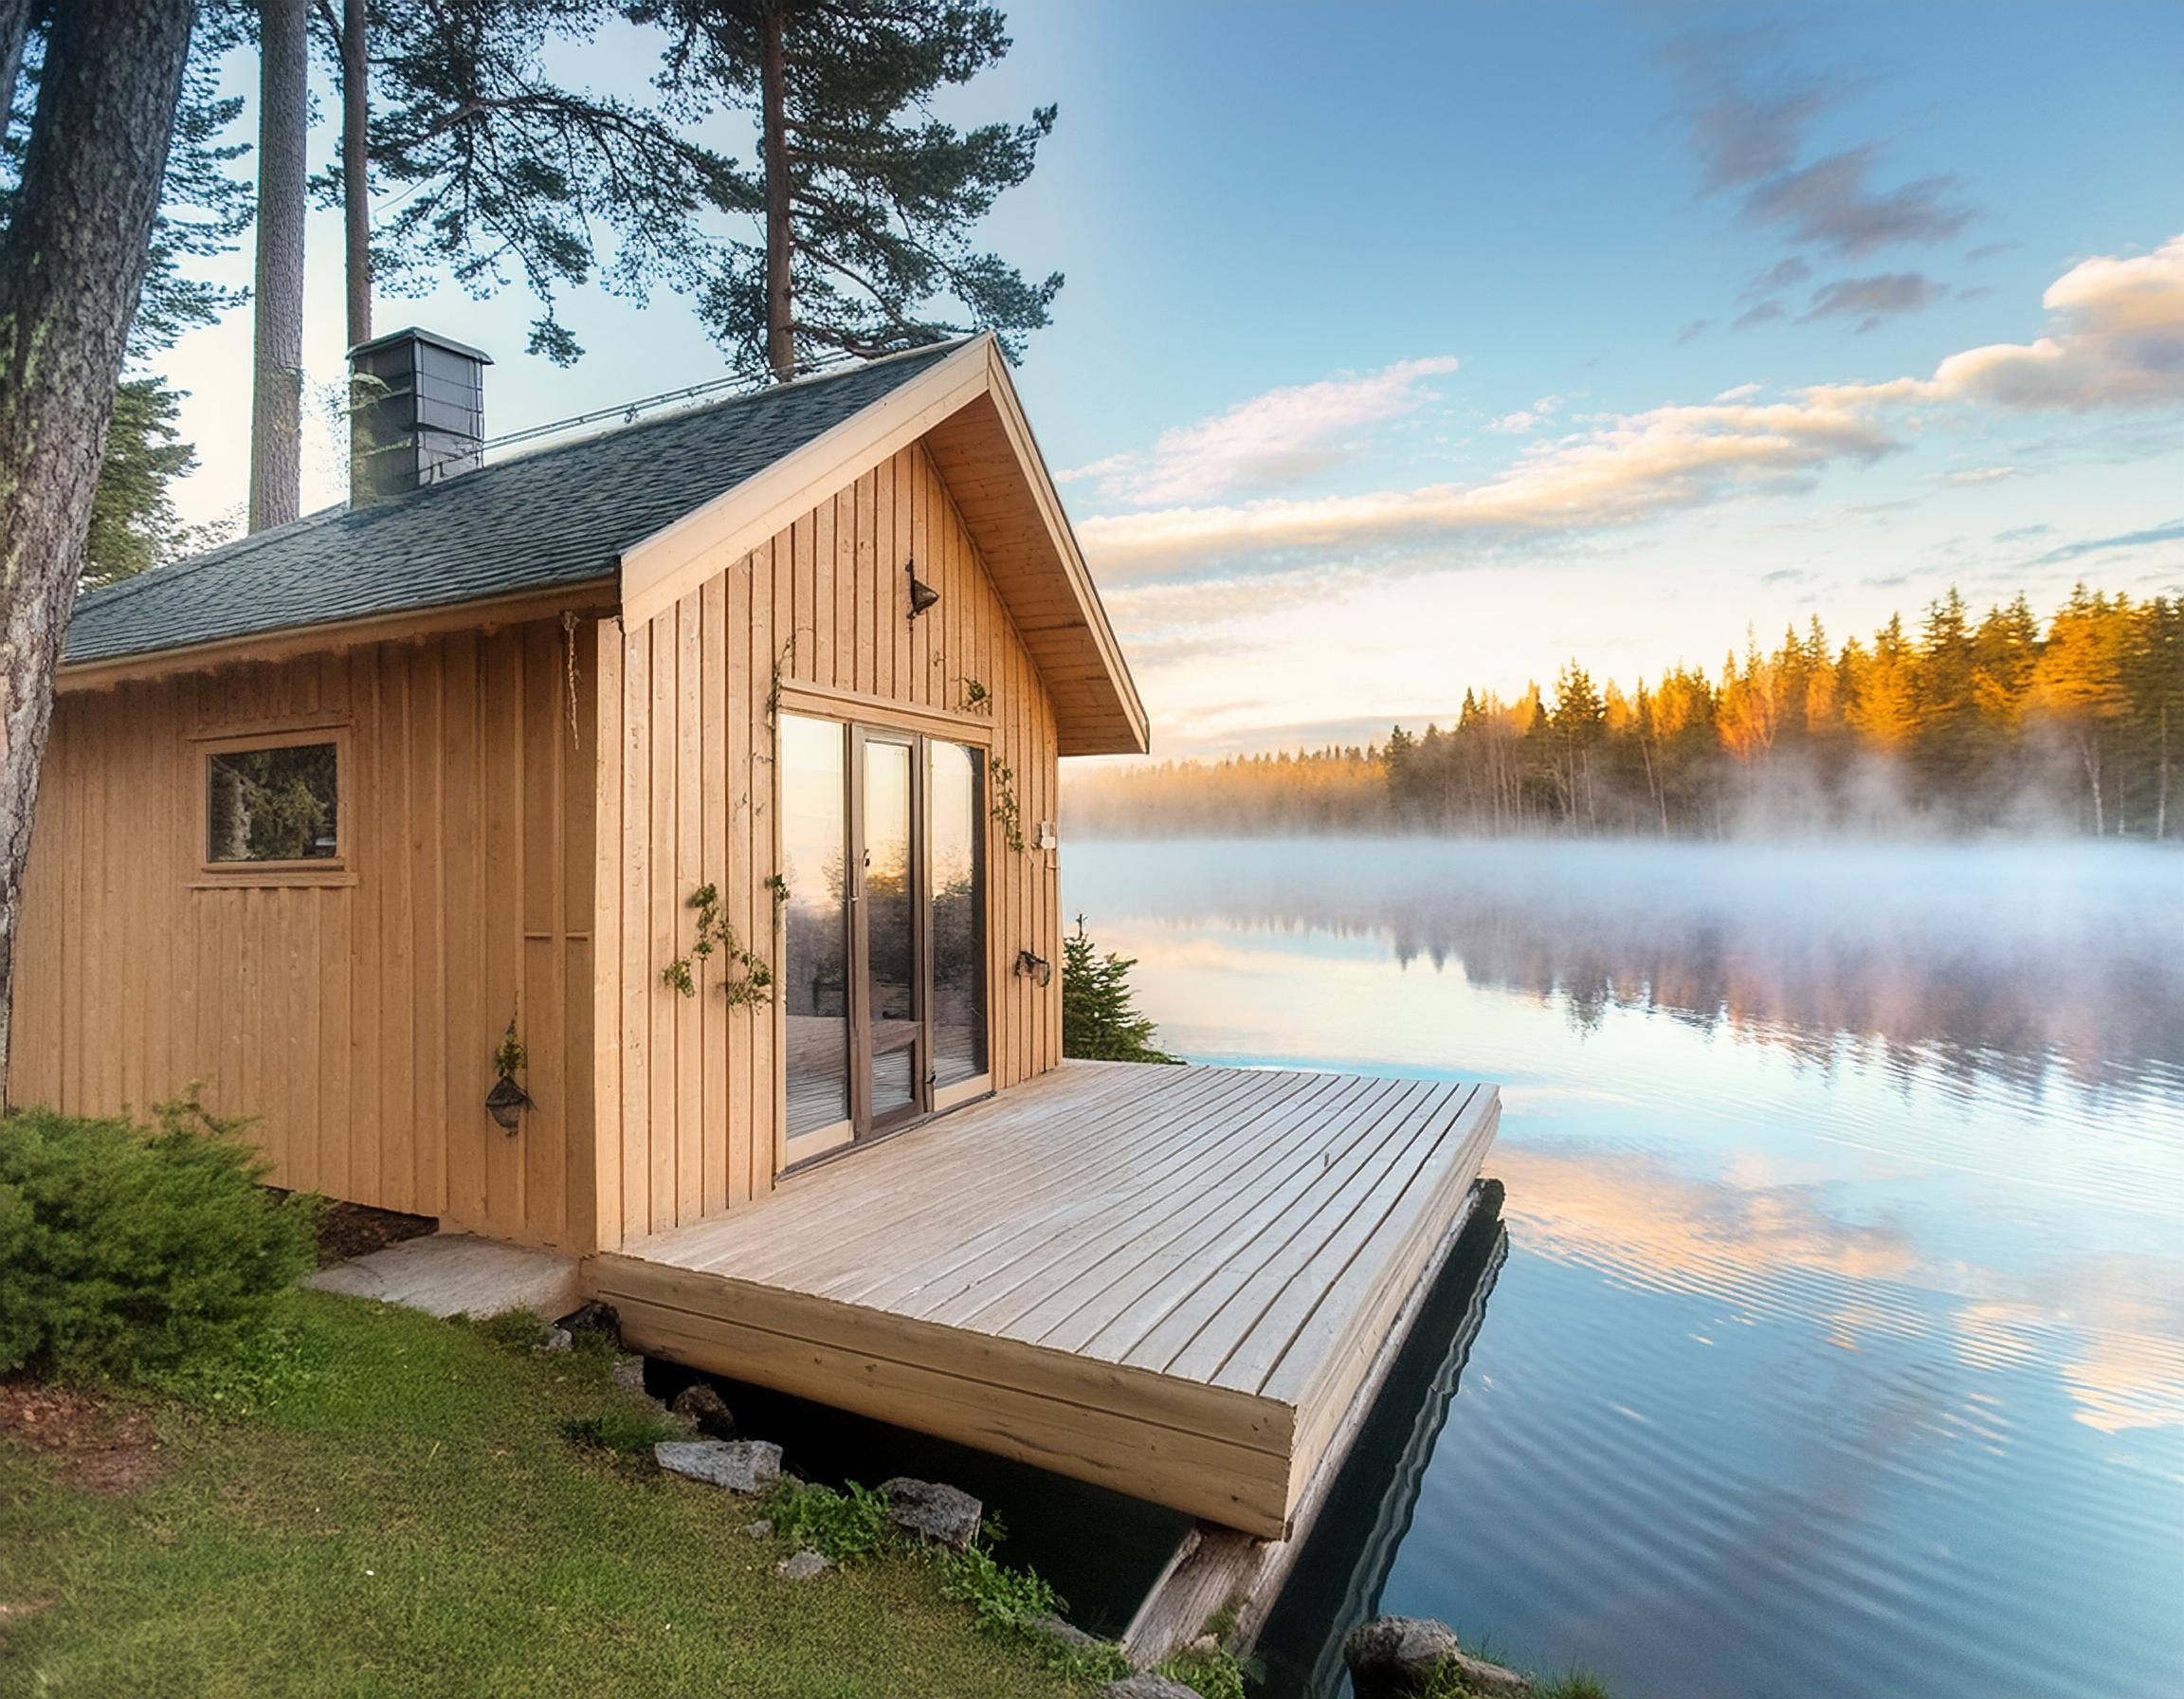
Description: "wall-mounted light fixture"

(1014, 948), (1052, 988)
(485, 1073), (531, 1132)
(905, 557), (939, 621)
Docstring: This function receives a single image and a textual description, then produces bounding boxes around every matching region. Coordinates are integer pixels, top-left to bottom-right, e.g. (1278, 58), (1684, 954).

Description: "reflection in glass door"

(929, 740), (986, 1089)
(860, 734), (919, 1130)
(780, 716), (851, 1149)
(780, 715), (987, 1162)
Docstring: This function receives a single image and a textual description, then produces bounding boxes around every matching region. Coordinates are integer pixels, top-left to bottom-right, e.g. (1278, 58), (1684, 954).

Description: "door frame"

(774, 705), (993, 1179)
(848, 723), (928, 1141)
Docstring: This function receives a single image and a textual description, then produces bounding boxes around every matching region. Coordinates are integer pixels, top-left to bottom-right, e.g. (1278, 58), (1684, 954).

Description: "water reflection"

(1068, 837), (2184, 1098)
(1258, 1191), (1509, 1699)
(1065, 837), (2184, 1699)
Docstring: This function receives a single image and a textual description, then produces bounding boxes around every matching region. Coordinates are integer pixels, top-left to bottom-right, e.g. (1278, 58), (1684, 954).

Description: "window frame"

(192, 722), (355, 886)
(774, 704), (996, 1181)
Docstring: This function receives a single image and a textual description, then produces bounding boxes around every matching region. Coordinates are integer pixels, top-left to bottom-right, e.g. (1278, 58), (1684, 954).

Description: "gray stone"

(535, 1327), (573, 1354)
(1028, 1613), (1110, 1656)
(1447, 1652), (1534, 1697)
(1344, 1617), (1531, 1699)
(1099, 1677), (1198, 1699)
(775, 1548), (831, 1580)
(669, 1381), (737, 1437)
(556, 1300), (620, 1341)
(652, 1438), (783, 1494)
(742, 1518), (774, 1539)
(878, 1475), (983, 1550)
(610, 1354), (650, 1396)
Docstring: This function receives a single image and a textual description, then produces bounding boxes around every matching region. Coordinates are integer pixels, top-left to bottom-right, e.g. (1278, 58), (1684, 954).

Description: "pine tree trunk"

(760, 0), (795, 382)
(248, 0), (308, 532)
(0, 0), (196, 1104)
(340, 0), (371, 348)
(0, 0), (30, 124)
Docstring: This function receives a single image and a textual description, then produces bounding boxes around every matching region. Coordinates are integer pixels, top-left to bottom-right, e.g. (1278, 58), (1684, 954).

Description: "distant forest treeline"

(1069, 586), (2184, 839)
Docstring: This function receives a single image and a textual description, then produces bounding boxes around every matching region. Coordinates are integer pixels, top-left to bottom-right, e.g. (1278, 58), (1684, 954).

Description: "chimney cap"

(346, 325), (495, 366)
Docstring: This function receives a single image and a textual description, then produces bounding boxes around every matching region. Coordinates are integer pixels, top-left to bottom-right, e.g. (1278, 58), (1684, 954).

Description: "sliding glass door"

(928, 740), (986, 1091)
(859, 732), (920, 1133)
(781, 713), (987, 1158)
(780, 716), (852, 1146)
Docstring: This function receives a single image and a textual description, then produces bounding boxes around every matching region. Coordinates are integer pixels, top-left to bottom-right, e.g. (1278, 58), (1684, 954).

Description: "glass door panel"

(861, 735), (920, 1127)
(928, 740), (986, 1088)
(780, 715), (850, 1144)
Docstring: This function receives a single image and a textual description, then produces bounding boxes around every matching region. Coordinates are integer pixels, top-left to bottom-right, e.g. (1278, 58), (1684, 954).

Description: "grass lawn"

(0, 1290), (1082, 1699)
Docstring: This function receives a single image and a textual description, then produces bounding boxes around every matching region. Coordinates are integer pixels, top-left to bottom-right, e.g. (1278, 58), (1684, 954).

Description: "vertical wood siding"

(7, 620), (599, 1250)
(592, 442), (1063, 1252)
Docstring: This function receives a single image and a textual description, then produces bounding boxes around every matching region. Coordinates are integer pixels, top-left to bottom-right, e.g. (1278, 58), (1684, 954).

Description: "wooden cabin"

(10, 330), (1498, 1548)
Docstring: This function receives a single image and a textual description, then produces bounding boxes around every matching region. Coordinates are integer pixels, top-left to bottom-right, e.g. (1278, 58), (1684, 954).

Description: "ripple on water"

(1062, 840), (2184, 1699)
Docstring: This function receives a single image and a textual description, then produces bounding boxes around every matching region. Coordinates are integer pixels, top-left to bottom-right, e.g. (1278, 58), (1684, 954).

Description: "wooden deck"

(585, 1059), (1500, 1537)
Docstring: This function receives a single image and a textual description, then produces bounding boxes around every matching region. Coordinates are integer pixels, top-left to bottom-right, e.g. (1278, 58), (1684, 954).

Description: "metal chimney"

(348, 327), (493, 505)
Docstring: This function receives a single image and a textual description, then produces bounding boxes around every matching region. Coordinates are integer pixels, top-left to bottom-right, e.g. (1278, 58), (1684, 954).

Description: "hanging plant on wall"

(662, 883), (776, 1009)
(989, 759), (1028, 854)
(485, 1015), (532, 1131)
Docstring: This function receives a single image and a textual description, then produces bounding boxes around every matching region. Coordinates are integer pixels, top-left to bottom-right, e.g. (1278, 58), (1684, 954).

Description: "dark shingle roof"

(64, 341), (965, 666)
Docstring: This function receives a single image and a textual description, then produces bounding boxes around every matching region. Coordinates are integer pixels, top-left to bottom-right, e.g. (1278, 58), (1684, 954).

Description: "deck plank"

(1023, 1075), (1436, 1357)
(1212, 1085), (1490, 1395)
(828, 1066), (1306, 1312)
(907, 1069), (1356, 1331)
(592, 1058), (1498, 1536)
(1113, 1080), (1468, 1376)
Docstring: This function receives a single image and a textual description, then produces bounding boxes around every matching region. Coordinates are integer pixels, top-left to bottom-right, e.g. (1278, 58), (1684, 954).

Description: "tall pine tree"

(633, 0), (1061, 379)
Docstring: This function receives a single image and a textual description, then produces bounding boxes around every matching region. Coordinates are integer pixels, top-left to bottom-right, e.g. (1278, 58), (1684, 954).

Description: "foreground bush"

(0, 1091), (318, 1380)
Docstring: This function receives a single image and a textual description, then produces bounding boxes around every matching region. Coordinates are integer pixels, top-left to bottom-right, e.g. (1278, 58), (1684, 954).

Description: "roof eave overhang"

(617, 335), (1148, 758)
(53, 576), (621, 695)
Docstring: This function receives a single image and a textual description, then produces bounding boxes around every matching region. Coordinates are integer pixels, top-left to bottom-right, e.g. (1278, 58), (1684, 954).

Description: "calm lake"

(1062, 837), (2184, 1699)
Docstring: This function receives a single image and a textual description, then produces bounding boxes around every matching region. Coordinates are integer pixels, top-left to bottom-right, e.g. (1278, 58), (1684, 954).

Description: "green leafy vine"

(989, 759), (1028, 854)
(661, 883), (775, 1008)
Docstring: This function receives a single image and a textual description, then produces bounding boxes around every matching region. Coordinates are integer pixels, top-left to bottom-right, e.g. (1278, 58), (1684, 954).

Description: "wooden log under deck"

(585, 1059), (1501, 1538)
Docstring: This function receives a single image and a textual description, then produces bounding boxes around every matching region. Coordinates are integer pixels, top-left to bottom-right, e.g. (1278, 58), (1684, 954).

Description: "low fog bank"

(1061, 837), (2184, 1091)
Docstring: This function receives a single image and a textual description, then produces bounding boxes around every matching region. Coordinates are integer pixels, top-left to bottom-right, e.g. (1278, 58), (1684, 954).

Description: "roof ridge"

(65, 337), (978, 635)
(489, 334), (979, 469)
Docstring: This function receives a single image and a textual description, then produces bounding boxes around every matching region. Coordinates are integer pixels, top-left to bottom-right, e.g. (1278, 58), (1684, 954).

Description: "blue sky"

(161, 1), (2184, 756)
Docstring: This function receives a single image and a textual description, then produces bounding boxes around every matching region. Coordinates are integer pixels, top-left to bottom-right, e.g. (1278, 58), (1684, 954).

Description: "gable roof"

(64, 341), (961, 669)
(61, 335), (1146, 756)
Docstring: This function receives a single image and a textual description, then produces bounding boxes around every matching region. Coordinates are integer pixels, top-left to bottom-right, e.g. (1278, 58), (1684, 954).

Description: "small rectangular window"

(206, 740), (340, 864)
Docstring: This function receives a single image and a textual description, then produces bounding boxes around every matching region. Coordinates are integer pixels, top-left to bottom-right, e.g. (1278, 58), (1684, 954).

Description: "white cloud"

(1486, 394), (1565, 434)
(1080, 390), (1896, 575)
(1052, 450), (1137, 486)
(1921, 235), (2184, 411)
(1072, 232), (2184, 582)
(1063, 355), (1460, 506)
(1930, 466), (2015, 486)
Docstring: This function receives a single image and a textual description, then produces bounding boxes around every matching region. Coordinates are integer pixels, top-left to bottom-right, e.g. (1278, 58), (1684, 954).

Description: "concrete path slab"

(308, 1233), (581, 1320)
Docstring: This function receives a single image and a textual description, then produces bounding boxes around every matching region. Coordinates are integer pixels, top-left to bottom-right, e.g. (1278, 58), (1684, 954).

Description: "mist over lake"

(1064, 836), (2184, 1699)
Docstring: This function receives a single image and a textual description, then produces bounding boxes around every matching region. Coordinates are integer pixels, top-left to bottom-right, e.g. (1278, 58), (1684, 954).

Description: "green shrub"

(939, 1542), (1062, 1634)
(938, 1544), (1132, 1681)
(0, 1090), (318, 1381)
(562, 1407), (682, 1457)
(463, 1307), (554, 1353)
(1159, 1642), (1250, 1699)
(1061, 915), (1183, 1064)
(764, 1476), (896, 1562)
